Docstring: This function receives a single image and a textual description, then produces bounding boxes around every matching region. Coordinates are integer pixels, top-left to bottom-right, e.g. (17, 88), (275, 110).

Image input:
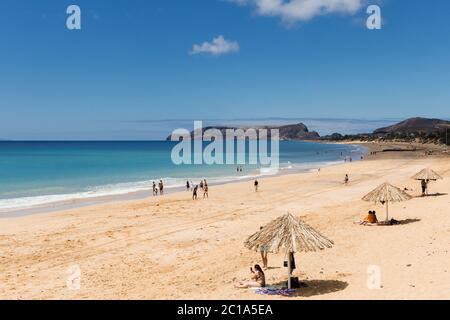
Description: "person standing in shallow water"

(152, 182), (157, 196)
(159, 180), (164, 195)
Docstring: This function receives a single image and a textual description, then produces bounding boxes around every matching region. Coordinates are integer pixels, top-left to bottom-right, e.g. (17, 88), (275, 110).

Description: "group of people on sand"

(189, 179), (208, 200)
(235, 236), (297, 288)
(152, 180), (164, 196)
(357, 210), (378, 225)
(235, 225), (269, 288)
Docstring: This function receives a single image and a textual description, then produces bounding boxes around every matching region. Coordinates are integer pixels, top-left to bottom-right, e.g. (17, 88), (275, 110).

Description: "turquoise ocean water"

(0, 141), (366, 213)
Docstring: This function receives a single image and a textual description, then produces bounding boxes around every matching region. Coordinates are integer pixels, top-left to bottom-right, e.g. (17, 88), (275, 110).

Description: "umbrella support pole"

(287, 252), (292, 290)
(385, 201), (389, 222)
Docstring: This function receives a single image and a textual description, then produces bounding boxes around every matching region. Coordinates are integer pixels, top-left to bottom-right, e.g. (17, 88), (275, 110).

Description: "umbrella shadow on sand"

(376, 218), (421, 226)
(270, 280), (348, 298)
(416, 193), (448, 198)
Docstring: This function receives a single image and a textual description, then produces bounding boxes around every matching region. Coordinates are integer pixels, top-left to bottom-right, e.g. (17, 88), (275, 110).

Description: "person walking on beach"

(193, 185), (198, 200)
(152, 182), (157, 196)
(203, 183), (209, 198)
(344, 174), (349, 185)
(186, 180), (190, 191)
(159, 180), (164, 195)
(254, 180), (259, 192)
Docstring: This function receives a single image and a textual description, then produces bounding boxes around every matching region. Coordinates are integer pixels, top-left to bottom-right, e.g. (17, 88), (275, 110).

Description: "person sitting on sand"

(365, 211), (378, 224)
(356, 211), (378, 225)
(235, 265), (266, 288)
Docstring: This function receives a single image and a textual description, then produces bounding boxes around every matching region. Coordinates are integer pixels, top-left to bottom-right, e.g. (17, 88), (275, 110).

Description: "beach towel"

(254, 287), (296, 296)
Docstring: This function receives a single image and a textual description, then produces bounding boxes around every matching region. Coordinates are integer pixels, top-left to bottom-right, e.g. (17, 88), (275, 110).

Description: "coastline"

(0, 141), (448, 299)
(0, 142), (367, 217)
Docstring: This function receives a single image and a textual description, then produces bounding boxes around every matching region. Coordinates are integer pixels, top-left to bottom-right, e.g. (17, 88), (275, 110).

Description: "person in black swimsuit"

(193, 185), (198, 200)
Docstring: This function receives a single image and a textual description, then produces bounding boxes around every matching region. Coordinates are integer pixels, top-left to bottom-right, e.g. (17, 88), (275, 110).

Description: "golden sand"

(0, 143), (449, 300)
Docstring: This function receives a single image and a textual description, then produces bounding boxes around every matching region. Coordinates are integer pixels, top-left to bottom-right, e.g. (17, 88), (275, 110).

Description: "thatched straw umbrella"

(411, 168), (443, 195)
(362, 182), (412, 222)
(244, 213), (334, 289)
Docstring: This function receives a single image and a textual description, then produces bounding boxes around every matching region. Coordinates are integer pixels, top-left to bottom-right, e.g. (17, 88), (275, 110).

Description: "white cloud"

(230, 0), (363, 24)
(189, 35), (240, 56)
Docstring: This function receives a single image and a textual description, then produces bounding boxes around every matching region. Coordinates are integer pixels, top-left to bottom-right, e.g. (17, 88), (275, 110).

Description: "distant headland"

(166, 117), (449, 145)
(320, 117), (449, 144)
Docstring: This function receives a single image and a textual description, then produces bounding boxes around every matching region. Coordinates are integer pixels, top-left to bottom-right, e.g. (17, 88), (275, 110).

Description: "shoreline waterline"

(0, 142), (367, 217)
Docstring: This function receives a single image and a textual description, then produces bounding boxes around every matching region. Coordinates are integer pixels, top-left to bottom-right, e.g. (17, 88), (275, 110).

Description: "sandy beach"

(0, 142), (449, 300)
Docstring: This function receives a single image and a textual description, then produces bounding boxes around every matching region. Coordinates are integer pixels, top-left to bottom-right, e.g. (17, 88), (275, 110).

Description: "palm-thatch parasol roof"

(411, 168), (443, 181)
(362, 182), (412, 221)
(362, 182), (412, 203)
(244, 213), (333, 289)
(244, 213), (334, 254)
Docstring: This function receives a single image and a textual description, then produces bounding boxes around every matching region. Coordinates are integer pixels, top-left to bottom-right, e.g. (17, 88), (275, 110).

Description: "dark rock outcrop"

(167, 123), (320, 141)
(374, 117), (449, 135)
(320, 117), (449, 145)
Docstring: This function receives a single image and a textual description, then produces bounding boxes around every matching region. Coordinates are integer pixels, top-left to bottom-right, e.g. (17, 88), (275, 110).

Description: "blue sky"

(0, 0), (449, 140)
